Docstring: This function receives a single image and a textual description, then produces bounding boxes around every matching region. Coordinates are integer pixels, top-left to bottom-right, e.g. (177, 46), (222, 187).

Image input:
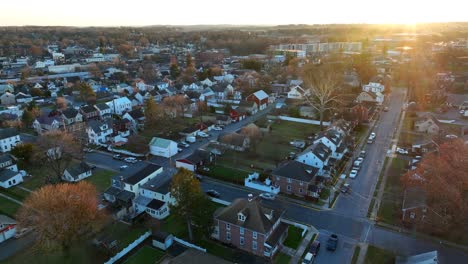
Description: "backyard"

(123, 246), (165, 264)
(364, 245), (395, 264)
(274, 253), (292, 264)
(282, 225), (304, 250)
(0, 196), (21, 218)
(85, 169), (116, 192)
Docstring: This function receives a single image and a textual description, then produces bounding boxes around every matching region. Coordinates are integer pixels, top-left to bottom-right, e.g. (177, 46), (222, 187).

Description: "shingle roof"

(61, 108), (79, 119)
(65, 162), (91, 179)
(272, 161), (318, 182)
(147, 199), (165, 210)
(128, 109), (144, 119)
(124, 164), (161, 185)
(0, 169), (19, 182)
(215, 197), (284, 234)
(0, 128), (18, 140)
(80, 105), (97, 114)
(95, 103), (110, 111)
(149, 137), (174, 149)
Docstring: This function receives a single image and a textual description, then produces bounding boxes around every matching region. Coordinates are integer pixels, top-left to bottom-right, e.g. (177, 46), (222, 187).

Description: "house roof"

(0, 128), (19, 140)
(272, 161), (319, 182)
(127, 109), (144, 119)
(95, 103), (110, 111)
(88, 119), (112, 133)
(179, 149), (211, 165)
(311, 142), (332, 161)
(252, 90), (268, 101)
(395, 250), (438, 264)
(0, 214), (16, 225)
(149, 137), (175, 149)
(65, 162), (91, 179)
(124, 164), (161, 185)
(0, 169), (19, 182)
(61, 108), (79, 119)
(169, 248), (233, 264)
(402, 187), (427, 210)
(141, 167), (177, 193)
(0, 154), (13, 165)
(215, 197), (284, 234)
(80, 105), (97, 114)
(147, 199), (165, 210)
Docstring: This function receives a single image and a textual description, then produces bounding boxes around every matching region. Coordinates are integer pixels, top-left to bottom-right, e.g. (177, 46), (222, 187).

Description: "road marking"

(364, 224), (372, 243)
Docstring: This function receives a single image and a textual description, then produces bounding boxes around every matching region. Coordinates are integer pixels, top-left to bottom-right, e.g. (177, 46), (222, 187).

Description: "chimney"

(247, 194), (253, 202)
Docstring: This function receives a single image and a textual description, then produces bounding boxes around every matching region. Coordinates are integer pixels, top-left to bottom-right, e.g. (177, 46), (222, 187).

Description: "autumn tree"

(76, 82), (96, 104)
(11, 143), (36, 165)
(163, 95), (187, 118)
(170, 63), (181, 79)
(302, 64), (344, 130)
(35, 131), (82, 183)
(56, 97), (68, 110)
(144, 96), (165, 129)
(16, 182), (107, 251)
(240, 123), (262, 150)
(88, 63), (102, 78)
(170, 168), (214, 241)
(196, 100), (208, 123)
(352, 51), (376, 85)
(126, 135), (149, 154)
(401, 139), (468, 230)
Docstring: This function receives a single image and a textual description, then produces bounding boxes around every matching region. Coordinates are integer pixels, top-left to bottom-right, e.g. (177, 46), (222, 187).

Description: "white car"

(396, 148), (408, 154)
(259, 193), (276, 200)
(353, 157), (364, 167)
(445, 134), (458, 139)
(349, 169), (358, 179)
(370, 132), (376, 138)
(198, 132), (209, 138)
(124, 157), (137, 163)
(179, 141), (190, 148)
(212, 126), (223, 131)
(460, 109), (465, 115)
(119, 165), (128, 170)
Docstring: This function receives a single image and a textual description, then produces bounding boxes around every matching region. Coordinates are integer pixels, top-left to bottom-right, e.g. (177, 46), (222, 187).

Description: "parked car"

(383, 106), (389, 112)
(445, 134), (458, 139)
(302, 252), (315, 264)
(341, 183), (351, 193)
(370, 132), (376, 138)
(206, 190), (220, 198)
(367, 138), (374, 144)
(124, 157), (137, 163)
(351, 166), (360, 172)
(178, 148), (183, 152)
(353, 158), (363, 167)
(359, 150), (366, 158)
(349, 170), (358, 179)
(186, 136), (196, 143)
(309, 240), (321, 256)
(396, 147), (409, 154)
(113, 154), (124, 160)
(119, 165), (128, 170)
(326, 234), (339, 251)
(195, 175), (203, 181)
(259, 193), (276, 200)
(212, 126), (223, 131)
(198, 132), (209, 138)
(179, 141), (190, 148)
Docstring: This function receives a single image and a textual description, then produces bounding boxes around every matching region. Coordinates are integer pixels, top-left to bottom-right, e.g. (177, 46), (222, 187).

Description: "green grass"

(364, 245), (395, 264)
(21, 166), (50, 190)
(351, 245), (361, 264)
(99, 221), (148, 251)
(274, 252), (292, 264)
(0, 186), (31, 201)
(203, 164), (249, 184)
(124, 246), (165, 264)
(85, 169), (116, 193)
(197, 238), (237, 262)
(283, 225), (304, 249)
(319, 188), (331, 200)
(377, 157), (407, 224)
(0, 196), (21, 218)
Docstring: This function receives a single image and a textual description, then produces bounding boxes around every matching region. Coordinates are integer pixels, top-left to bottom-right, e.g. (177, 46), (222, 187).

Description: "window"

(226, 223), (231, 230)
(300, 181), (303, 186)
(253, 232), (257, 239)
(410, 212), (416, 219)
(238, 214), (245, 222)
(252, 241), (257, 250)
(226, 231), (231, 241)
(287, 178), (292, 183)
(287, 185), (291, 191)
(276, 176), (280, 181)
(299, 188), (303, 193)
(240, 236), (244, 246)
(240, 227), (244, 235)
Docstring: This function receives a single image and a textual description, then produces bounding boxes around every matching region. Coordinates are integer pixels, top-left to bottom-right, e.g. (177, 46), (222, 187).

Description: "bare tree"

(302, 64), (344, 130)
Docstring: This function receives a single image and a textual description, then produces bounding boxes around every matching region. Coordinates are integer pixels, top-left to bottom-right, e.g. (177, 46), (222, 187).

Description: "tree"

(35, 131), (83, 183)
(144, 96), (164, 129)
(353, 51), (376, 85)
(126, 135), (149, 154)
(56, 97), (68, 110)
(170, 168), (213, 241)
(196, 100), (208, 123)
(302, 64), (344, 130)
(240, 123), (262, 150)
(16, 182), (107, 251)
(76, 82), (96, 104)
(11, 143), (36, 165)
(170, 63), (181, 79)
(401, 139), (468, 230)
(88, 63), (102, 78)
(163, 95), (187, 118)
(241, 59), (262, 72)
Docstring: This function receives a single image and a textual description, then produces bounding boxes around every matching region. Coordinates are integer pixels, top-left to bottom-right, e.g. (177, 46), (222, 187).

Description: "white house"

(0, 215), (16, 243)
(149, 137), (178, 158)
(356, 91), (385, 105)
(86, 120), (113, 145)
(200, 78), (214, 87)
(106, 97), (132, 115)
(313, 129), (347, 160)
(94, 103), (112, 118)
(0, 128), (21, 153)
(62, 162), (92, 182)
(362, 82), (385, 93)
(287, 85), (310, 99)
(136, 81), (155, 91)
(115, 83), (133, 94)
(295, 142), (332, 175)
(0, 169), (23, 189)
(122, 164), (163, 195)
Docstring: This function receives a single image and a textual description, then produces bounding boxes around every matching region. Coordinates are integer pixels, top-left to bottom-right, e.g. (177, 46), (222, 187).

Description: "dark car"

(326, 234), (338, 251)
(206, 190), (220, 198)
(309, 240), (321, 256)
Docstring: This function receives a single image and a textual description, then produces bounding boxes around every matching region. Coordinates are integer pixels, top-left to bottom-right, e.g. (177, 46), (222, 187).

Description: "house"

(123, 109), (145, 131)
(362, 82), (385, 93)
(62, 162), (92, 182)
(94, 103), (112, 119)
(136, 80), (155, 91)
(0, 154), (18, 172)
(313, 129), (347, 160)
(0, 84), (14, 94)
(168, 248), (232, 264)
(80, 105), (99, 120)
(32, 115), (63, 134)
(0, 169), (23, 189)
(272, 161), (323, 199)
(0, 215), (16, 243)
(14, 92), (33, 104)
(106, 97), (132, 115)
(213, 196), (288, 258)
(122, 164), (163, 195)
(0, 128), (21, 153)
(356, 91), (384, 105)
(287, 85), (310, 99)
(246, 90), (269, 110)
(149, 137), (178, 158)
(218, 133), (250, 151)
(176, 149), (212, 172)
(0, 92), (16, 105)
(116, 83), (132, 94)
(200, 78), (214, 87)
(211, 83), (234, 100)
(414, 114), (440, 134)
(152, 231), (174, 251)
(61, 108), (83, 125)
(395, 250), (438, 264)
(134, 167), (177, 220)
(216, 115), (232, 126)
(200, 88), (215, 101)
(229, 109), (246, 122)
(295, 142), (332, 175)
(86, 119), (113, 145)
(237, 101), (258, 115)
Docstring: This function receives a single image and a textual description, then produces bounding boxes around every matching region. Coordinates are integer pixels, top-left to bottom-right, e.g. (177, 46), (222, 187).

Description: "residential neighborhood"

(0, 18), (467, 264)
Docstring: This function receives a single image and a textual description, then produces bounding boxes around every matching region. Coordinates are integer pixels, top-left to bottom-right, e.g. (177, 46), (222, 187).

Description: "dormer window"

(238, 213), (246, 222)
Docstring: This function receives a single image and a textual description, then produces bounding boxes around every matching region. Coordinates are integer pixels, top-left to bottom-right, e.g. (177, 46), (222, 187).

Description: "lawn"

(85, 169), (116, 193)
(283, 225), (304, 250)
(203, 164), (250, 184)
(99, 222), (148, 251)
(0, 196), (21, 218)
(364, 245), (395, 264)
(274, 252), (291, 264)
(124, 246), (165, 264)
(351, 245), (361, 264)
(0, 186), (31, 201)
(21, 166), (50, 190)
(377, 158), (407, 225)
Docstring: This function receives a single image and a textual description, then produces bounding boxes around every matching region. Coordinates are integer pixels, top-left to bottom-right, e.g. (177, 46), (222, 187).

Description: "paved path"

(0, 192), (23, 205)
(16, 186), (32, 193)
(290, 227), (317, 264)
(280, 245), (295, 257)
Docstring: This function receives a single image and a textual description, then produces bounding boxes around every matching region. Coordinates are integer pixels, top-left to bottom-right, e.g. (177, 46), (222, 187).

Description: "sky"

(1, 0), (466, 26)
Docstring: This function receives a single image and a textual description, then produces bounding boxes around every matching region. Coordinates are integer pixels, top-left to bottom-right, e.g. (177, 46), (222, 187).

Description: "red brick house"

(229, 109), (246, 122)
(272, 161), (324, 199)
(80, 105), (100, 120)
(246, 90), (269, 111)
(213, 196), (287, 258)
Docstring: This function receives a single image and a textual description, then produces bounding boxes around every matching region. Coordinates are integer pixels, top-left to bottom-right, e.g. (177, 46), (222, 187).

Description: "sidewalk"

(290, 226), (318, 264)
(0, 192), (23, 205)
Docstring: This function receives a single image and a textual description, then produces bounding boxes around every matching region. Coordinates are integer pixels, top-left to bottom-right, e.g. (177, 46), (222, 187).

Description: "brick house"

(272, 161), (324, 199)
(246, 90), (269, 111)
(80, 105), (100, 120)
(213, 196), (288, 258)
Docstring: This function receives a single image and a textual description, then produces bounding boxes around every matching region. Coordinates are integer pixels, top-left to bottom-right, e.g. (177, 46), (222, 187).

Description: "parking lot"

(313, 230), (357, 264)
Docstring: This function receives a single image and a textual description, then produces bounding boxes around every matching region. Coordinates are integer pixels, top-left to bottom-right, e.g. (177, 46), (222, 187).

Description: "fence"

(281, 218), (309, 237)
(104, 231), (151, 264)
(174, 236), (207, 252)
(210, 197), (231, 206)
(108, 146), (146, 157)
(266, 115), (330, 126)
